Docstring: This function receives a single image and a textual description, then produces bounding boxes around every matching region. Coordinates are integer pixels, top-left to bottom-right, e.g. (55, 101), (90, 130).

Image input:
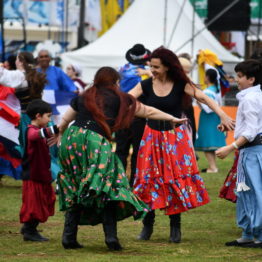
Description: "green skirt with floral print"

(57, 125), (149, 225)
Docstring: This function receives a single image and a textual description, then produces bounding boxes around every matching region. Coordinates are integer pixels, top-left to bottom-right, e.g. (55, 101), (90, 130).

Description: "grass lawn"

(0, 152), (261, 262)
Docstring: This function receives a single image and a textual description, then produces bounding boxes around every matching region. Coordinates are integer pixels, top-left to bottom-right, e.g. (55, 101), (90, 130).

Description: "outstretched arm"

(128, 82), (143, 98)
(185, 83), (235, 131)
(135, 102), (187, 125)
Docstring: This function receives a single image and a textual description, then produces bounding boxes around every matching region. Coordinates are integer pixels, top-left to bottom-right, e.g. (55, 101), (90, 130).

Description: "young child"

(20, 99), (58, 242)
(216, 59), (262, 248)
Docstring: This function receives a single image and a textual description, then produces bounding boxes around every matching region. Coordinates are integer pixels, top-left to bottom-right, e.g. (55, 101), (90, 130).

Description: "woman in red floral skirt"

(129, 47), (235, 243)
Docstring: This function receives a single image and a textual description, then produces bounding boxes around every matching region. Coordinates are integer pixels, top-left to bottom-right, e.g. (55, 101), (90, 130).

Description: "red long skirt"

(20, 180), (56, 223)
(219, 151), (239, 203)
(133, 125), (210, 215)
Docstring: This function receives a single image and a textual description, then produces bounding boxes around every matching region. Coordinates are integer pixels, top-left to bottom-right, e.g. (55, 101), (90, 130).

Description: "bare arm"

(128, 82), (143, 98)
(58, 106), (77, 134)
(215, 136), (248, 159)
(185, 83), (235, 131)
(136, 68), (153, 78)
(135, 102), (187, 125)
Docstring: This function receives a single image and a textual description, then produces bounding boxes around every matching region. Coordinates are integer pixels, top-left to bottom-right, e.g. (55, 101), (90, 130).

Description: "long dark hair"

(18, 52), (47, 99)
(84, 67), (137, 140)
(205, 68), (219, 93)
(151, 47), (194, 109)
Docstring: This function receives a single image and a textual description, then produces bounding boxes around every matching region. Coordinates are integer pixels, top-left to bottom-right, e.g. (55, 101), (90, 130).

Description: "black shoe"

(105, 239), (123, 251)
(138, 211), (155, 240)
(62, 241), (84, 249)
(225, 240), (253, 247)
(137, 225), (153, 240)
(62, 210), (81, 249)
(169, 214), (181, 243)
(242, 242), (262, 248)
(24, 232), (49, 242)
(103, 202), (123, 251)
(169, 227), (181, 243)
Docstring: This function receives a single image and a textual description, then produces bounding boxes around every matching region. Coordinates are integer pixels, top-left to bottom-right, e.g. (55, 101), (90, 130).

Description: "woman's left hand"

(215, 145), (234, 159)
(171, 117), (188, 127)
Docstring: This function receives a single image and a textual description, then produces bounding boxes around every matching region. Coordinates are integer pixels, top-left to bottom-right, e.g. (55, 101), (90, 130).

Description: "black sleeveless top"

(141, 78), (186, 131)
(70, 89), (120, 137)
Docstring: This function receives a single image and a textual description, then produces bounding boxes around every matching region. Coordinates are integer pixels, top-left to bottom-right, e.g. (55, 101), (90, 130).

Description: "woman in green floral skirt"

(57, 67), (187, 251)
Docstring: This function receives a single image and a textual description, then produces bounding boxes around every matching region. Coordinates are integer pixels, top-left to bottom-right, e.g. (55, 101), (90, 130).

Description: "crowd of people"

(0, 44), (261, 251)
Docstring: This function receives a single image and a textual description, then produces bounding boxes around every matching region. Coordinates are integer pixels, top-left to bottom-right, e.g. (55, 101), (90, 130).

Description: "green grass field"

(0, 152), (261, 262)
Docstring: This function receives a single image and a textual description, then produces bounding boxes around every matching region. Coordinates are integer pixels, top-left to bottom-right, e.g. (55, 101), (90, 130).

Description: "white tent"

(62, 0), (241, 82)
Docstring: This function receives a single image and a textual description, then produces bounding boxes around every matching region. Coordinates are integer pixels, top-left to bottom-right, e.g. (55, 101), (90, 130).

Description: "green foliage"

(0, 153), (261, 262)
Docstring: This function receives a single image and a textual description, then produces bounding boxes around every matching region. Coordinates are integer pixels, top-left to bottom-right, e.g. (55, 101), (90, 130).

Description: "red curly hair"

(84, 67), (137, 140)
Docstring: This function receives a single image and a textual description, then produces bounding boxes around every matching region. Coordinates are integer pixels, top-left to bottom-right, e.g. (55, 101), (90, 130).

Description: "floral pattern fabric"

(57, 126), (149, 226)
(133, 124), (210, 215)
(219, 150), (239, 203)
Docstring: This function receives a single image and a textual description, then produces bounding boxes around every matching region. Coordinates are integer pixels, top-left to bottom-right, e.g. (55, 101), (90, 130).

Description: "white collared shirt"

(234, 84), (262, 142)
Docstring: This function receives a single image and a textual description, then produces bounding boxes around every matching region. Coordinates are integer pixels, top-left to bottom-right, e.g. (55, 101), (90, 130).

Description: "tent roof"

(62, 0), (240, 82)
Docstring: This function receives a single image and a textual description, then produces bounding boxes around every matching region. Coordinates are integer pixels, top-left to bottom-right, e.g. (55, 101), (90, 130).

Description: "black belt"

(73, 119), (106, 137)
(147, 120), (173, 131)
(239, 133), (262, 149)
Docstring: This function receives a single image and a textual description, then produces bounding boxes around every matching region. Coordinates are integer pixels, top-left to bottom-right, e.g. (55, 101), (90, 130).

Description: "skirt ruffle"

(133, 125), (210, 215)
(219, 151), (238, 203)
(20, 180), (56, 223)
(57, 126), (149, 226)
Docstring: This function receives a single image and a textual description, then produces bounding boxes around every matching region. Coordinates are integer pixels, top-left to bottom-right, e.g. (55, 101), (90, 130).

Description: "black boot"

(23, 221), (48, 242)
(62, 209), (83, 249)
(138, 211), (155, 240)
(103, 202), (122, 251)
(169, 214), (181, 243)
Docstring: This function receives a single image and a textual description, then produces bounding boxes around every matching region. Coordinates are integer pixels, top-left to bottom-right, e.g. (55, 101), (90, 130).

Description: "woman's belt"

(73, 119), (106, 137)
(239, 133), (262, 149)
(147, 119), (173, 131)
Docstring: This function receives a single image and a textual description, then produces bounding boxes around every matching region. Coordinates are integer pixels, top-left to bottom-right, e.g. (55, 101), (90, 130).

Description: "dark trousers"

(115, 118), (145, 187)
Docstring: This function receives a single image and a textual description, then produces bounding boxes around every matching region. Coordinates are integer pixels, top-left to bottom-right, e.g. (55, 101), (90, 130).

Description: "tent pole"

(191, 0), (196, 57)
(65, 0), (69, 51)
(175, 0), (240, 53)
(0, 0), (5, 61)
(163, 0), (168, 46)
(77, 0), (85, 48)
(167, 0), (186, 48)
(256, 0), (262, 48)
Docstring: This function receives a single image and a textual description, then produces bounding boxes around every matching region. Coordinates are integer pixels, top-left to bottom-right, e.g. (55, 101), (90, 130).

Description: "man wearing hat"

(115, 44), (151, 187)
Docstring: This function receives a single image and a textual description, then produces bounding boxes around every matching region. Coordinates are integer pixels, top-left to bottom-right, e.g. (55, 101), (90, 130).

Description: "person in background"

(0, 52), (46, 164)
(36, 49), (77, 124)
(216, 59), (262, 248)
(115, 44), (151, 186)
(129, 47), (234, 244)
(3, 55), (17, 70)
(57, 66), (187, 251)
(20, 99), (57, 242)
(0, 53), (18, 183)
(66, 63), (87, 94)
(195, 69), (226, 173)
(178, 55), (197, 144)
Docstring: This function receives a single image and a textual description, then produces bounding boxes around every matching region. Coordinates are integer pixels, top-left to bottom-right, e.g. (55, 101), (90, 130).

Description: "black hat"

(125, 44), (151, 65)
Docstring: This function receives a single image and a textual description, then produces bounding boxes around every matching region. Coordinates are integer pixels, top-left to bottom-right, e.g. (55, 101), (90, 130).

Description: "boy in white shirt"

(216, 59), (262, 248)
